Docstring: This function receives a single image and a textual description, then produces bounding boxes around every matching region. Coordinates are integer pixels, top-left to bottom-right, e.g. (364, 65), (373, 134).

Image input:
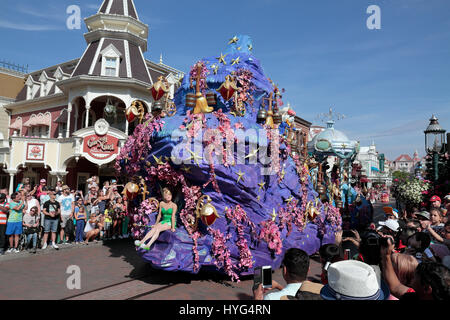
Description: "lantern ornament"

(150, 76), (170, 101)
(126, 101), (145, 124)
(122, 181), (140, 201)
(195, 195), (220, 227)
(217, 74), (238, 101)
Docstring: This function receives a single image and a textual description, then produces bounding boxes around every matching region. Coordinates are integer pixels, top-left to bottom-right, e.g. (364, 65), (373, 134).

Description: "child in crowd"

(103, 202), (113, 240)
(74, 204), (87, 244)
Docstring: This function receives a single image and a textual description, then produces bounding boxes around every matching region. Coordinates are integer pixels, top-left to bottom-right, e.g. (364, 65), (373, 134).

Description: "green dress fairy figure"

(135, 187), (178, 250)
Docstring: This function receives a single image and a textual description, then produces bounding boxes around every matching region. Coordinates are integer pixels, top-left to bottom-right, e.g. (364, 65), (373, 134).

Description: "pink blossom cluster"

(189, 61), (209, 94)
(208, 227), (240, 282)
(131, 198), (158, 239)
(235, 69), (257, 110)
(259, 219), (282, 255)
(224, 206), (256, 270)
(324, 203), (342, 233)
(115, 115), (164, 175)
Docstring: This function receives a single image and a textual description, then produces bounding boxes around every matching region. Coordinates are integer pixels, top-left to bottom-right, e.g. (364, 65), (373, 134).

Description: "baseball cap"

(444, 195), (450, 202)
(40, 179), (46, 183)
(378, 219), (400, 232)
(416, 211), (430, 220)
(430, 195), (441, 202)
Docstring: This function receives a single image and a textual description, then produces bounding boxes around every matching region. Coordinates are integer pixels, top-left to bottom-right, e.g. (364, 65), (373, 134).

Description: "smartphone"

(424, 248), (434, 259)
(253, 267), (262, 288)
(342, 230), (354, 238)
(262, 266), (272, 289)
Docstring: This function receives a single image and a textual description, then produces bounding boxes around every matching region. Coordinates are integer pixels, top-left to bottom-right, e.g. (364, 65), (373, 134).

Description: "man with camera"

(253, 248), (310, 300)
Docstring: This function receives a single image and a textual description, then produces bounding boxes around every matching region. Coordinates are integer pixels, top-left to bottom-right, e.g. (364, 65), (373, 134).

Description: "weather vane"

(315, 107), (346, 125)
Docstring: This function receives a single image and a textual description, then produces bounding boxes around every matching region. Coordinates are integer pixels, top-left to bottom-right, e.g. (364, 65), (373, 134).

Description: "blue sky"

(1, 0), (449, 160)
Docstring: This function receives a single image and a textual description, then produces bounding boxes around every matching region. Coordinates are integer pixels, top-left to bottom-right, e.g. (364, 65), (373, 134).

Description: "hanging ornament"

(190, 62), (214, 114)
(272, 105), (282, 127)
(150, 76), (169, 101)
(217, 75), (238, 101)
(261, 92), (275, 129)
(257, 105), (268, 123)
(152, 99), (165, 115)
(122, 181), (140, 201)
(196, 195), (220, 227)
(126, 101), (145, 123)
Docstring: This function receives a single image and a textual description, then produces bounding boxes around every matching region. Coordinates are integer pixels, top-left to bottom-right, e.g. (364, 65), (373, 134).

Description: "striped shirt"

(0, 201), (9, 225)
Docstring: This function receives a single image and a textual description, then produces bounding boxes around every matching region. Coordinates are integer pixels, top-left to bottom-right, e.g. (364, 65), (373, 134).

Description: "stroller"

(18, 227), (41, 252)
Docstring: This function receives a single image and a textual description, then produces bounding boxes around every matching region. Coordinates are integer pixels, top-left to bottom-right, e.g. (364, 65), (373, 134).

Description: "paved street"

(0, 200), (392, 300)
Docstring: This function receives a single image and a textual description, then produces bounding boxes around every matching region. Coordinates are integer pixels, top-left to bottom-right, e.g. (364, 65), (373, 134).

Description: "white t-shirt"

(264, 283), (303, 300)
(26, 198), (40, 214)
(84, 220), (96, 233)
(58, 194), (74, 217)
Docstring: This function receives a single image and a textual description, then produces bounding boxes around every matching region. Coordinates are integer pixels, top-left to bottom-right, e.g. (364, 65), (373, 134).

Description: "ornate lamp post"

(424, 115), (446, 182)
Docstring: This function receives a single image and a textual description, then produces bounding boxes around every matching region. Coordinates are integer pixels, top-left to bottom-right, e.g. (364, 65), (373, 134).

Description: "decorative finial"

(160, 53), (163, 64)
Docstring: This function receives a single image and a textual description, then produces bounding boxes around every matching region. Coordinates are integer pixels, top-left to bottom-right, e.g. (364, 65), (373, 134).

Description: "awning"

(9, 117), (22, 130)
(371, 167), (380, 172)
(23, 113), (51, 127)
(54, 109), (68, 123)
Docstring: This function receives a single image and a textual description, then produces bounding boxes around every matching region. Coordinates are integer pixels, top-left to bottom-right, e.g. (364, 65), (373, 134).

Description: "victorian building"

(355, 142), (392, 187)
(393, 151), (423, 174)
(1, 0), (183, 193)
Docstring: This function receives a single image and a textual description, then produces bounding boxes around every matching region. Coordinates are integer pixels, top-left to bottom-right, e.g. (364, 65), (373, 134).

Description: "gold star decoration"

(217, 53), (228, 65)
(237, 170), (245, 184)
(245, 148), (259, 160)
(185, 148), (203, 166)
(228, 36), (239, 45)
(280, 168), (286, 181)
(271, 209), (277, 222)
(182, 166), (192, 173)
(231, 57), (241, 66)
(211, 64), (219, 75)
(248, 44), (253, 51)
(152, 155), (165, 166)
(285, 196), (294, 205)
(257, 195), (261, 201)
(258, 181), (266, 192)
(237, 47), (241, 51)
(341, 143), (347, 149)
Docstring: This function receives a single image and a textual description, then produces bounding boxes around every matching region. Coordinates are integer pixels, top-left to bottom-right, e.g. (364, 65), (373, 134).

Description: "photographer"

(253, 248), (310, 300)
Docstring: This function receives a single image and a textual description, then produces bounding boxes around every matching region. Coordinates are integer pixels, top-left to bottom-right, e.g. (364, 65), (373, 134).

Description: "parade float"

(307, 111), (359, 213)
(116, 36), (342, 281)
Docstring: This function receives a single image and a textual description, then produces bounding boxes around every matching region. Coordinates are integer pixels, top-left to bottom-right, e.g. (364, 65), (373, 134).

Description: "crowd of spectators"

(0, 176), (130, 255)
(253, 193), (450, 300)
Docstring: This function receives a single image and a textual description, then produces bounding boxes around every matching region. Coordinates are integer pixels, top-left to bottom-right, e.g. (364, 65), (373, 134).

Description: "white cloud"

(0, 20), (64, 31)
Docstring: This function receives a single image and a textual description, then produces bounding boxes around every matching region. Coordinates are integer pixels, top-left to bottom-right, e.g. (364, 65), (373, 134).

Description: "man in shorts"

(57, 185), (74, 244)
(42, 191), (61, 250)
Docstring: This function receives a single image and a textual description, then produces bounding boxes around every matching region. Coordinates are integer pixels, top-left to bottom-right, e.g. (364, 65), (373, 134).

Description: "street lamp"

(424, 115), (446, 182)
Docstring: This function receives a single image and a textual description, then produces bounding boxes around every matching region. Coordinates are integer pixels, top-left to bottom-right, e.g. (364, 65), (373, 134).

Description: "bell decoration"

(152, 99), (164, 114)
(150, 76), (169, 101)
(317, 184), (326, 195)
(216, 75), (238, 101)
(272, 105), (282, 127)
(257, 106), (268, 123)
(196, 195), (220, 227)
(190, 62), (214, 114)
(206, 92), (217, 106)
(261, 92), (275, 129)
(185, 93), (196, 108)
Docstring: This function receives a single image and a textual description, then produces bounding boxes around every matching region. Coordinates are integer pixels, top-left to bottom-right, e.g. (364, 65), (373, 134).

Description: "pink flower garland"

(190, 61), (209, 94)
(208, 227), (240, 282)
(224, 206), (257, 270)
(259, 219), (282, 255)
